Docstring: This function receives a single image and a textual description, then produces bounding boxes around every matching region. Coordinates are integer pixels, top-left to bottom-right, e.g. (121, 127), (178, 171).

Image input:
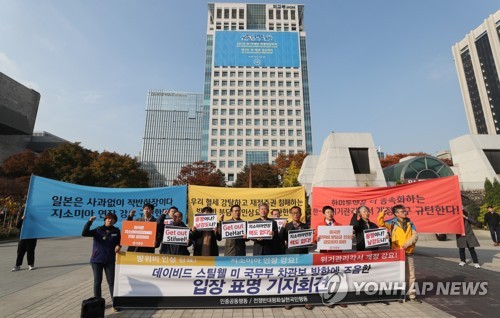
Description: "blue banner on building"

(21, 175), (187, 239)
(214, 31), (300, 67)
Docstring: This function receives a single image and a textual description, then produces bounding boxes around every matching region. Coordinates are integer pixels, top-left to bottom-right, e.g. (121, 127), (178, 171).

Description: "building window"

(349, 148), (370, 174)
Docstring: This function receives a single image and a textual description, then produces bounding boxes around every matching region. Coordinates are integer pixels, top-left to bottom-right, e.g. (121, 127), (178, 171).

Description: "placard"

(162, 225), (190, 246)
(247, 221), (273, 239)
(363, 228), (389, 248)
(163, 218), (173, 225)
(221, 221), (246, 239)
(120, 221), (157, 247)
(194, 213), (218, 231)
(273, 218), (288, 232)
(317, 226), (353, 250)
(288, 229), (314, 248)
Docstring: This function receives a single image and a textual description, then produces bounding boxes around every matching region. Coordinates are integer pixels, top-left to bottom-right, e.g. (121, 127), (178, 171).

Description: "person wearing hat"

(82, 213), (121, 310)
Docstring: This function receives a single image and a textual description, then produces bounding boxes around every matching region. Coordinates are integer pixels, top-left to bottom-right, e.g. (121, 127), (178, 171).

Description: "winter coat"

(378, 212), (417, 254)
(82, 221), (121, 264)
(456, 216), (480, 248)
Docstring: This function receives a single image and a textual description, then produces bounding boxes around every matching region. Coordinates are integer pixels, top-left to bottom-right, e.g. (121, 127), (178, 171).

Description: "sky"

(1, 0), (499, 158)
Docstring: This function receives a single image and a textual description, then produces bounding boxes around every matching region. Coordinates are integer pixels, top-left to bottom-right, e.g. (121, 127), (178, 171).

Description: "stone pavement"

(0, 230), (498, 318)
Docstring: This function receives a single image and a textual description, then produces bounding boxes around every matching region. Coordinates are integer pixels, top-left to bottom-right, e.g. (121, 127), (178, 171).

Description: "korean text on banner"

(21, 175), (187, 239)
(311, 176), (464, 235)
(317, 226), (353, 250)
(288, 229), (314, 248)
(121, 221), (157, 247)
(188, 185), (306, 227)
(194, 213), (218, 231)
(363, 228), (389, 248)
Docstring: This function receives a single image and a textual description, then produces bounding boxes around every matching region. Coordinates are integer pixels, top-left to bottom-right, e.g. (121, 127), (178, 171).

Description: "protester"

(252, 203), (279, 256)
(219, 204), (247, 256)
(483, 205), (500, 246)
(457, 210), (481, 268)
(280, 206), (313, 310)
(191, 206), (221, 256)
(158, 211), (191, 255)
(127, 203), (157, 253)
(11, 213), (37, 272)
(82, 213), (121, 311)
(378, 205), (420, 302)
(270, 209), (286, 254)
(350, 206), (379, 251)
(156, 206), (178, 245)
(315, 205), (348, 308)
(271, 209), (280, 218)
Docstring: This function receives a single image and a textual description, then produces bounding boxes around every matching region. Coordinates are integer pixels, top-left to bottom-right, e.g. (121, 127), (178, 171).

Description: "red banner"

(311, 176), (464, 234)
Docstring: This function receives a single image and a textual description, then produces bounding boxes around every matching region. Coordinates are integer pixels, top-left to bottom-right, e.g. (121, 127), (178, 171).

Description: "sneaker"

(28, 266), (35, 271)
(11, 266), (20, 272)
(458, 261), (466, 266)
(113, 307), (121, 312)
(474, 263), (481, 269)
(410, 298), (422, 303)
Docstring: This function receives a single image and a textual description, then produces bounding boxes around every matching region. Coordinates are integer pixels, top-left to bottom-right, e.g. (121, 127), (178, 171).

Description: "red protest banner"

(312, 176), (464, 234)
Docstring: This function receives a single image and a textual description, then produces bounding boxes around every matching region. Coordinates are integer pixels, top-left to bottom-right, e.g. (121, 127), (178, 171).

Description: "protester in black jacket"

(11, 213), (37, 272)
(350, 206), (379, 251)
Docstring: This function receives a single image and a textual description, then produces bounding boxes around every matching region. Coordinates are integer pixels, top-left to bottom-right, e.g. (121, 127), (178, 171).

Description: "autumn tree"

(282, 161), (301, 187)
(173, 161), (225, 187)
(0, 150), (37, 199)
(91, 151), (149, 188)
(274, 152), (307, 187)
(233, 163), (280, 188)
(379, 152), (429, 168)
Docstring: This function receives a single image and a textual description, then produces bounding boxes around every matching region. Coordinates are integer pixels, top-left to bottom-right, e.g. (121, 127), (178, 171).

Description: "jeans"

(459, 247), (478, 263)
(91, 262), (115, 300)
(488, 226), (500, 243)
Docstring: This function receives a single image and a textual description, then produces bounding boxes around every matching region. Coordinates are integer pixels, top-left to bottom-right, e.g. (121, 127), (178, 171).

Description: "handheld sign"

(194, 213), (218, 231)
(163, 218), (173, 225)
(317, 226), (353, 250)
(288, 229), (314, 248)
(221, 220), (246, 239)
(247, 220), (273, 239)
(363, 228), (389, 248)
(163, 225), (190, 246)
(121, 221), (157, 247)
(273, 218), (288, 232)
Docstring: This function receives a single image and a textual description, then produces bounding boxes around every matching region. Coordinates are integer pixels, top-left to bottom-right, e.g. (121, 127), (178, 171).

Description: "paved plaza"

(0, 231), (498, 318)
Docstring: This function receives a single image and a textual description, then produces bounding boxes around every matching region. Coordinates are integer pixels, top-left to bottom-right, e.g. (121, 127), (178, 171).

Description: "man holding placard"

(159, 211), (191, 255)
(280, 206), (311, 255)
(350, 206), (381, 251)
(126, 203), (157, 253)
(220, 204), (247, 256)
(250, 203), (279, 256)
(191, 206), (221, 256)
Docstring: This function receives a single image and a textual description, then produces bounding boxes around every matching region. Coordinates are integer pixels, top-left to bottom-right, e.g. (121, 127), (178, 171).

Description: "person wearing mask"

(191, 206), (221, 256)
(82, 213), (121, 311)
(127, 203), (157, 253)
(219, 204), (247, 256)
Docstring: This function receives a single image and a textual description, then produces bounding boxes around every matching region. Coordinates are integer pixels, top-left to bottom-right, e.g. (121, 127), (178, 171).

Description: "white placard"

(163, 218), (173, 225)
(163, 225), (190, 246)
(363, 228), (389, 248)
(273, 218), (288, 232)
(288, 229), (314, 248)
(247, 221), (273, 239)
(194, 213), (218, 231)
(221, 221), (247, 239)
(317, 226), (353, 250)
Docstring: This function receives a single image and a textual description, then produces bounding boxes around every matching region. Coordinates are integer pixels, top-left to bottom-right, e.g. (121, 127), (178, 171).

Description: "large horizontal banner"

(113, 249), (405, 308)
(188, 185), (306, 227)
(21, 175), (187, 239)
(214, 31), (300, 67)
(311, 176), (464, 234)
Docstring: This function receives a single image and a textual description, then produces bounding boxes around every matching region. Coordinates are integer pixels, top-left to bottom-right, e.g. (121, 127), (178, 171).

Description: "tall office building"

(141, 91), (204, 187)
(202, 3), (313, 184)
(452, 10), (500, 135)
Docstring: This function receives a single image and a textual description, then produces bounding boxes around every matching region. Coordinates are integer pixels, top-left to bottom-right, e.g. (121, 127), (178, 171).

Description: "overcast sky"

(1, 0), (498, 157)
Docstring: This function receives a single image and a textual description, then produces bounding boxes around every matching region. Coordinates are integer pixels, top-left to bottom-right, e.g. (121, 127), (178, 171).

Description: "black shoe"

(284, 305), (292, 310)
(327, 304), (335, 308)
(113, 307), (121, 312)
(339, 304), (348, 308)
(410, 298), (422, 303)
(360, 303), (367, 306)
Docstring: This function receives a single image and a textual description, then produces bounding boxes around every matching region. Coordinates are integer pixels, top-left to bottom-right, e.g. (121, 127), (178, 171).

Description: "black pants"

(15, 239), (37, 267)
(91, 262), (115, 300)
(488, 226), (500, 243)
(459, 246), (478, 263)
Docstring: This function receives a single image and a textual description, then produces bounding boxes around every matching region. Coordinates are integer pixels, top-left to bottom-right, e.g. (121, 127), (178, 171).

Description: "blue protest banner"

(21, 175), (187, 239)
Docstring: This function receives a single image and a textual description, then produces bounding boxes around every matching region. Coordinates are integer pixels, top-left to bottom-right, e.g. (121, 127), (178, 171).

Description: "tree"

(233, 163), (280, 188)
(173, 161), (225, 187)
(91, 151), (149, 188)
(282, 161), (301, 187)
(379, 152), (429, 168)
(274, 152), (307, 178)
(478, 178), (500, 224)
(1, 150), (38, 177)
